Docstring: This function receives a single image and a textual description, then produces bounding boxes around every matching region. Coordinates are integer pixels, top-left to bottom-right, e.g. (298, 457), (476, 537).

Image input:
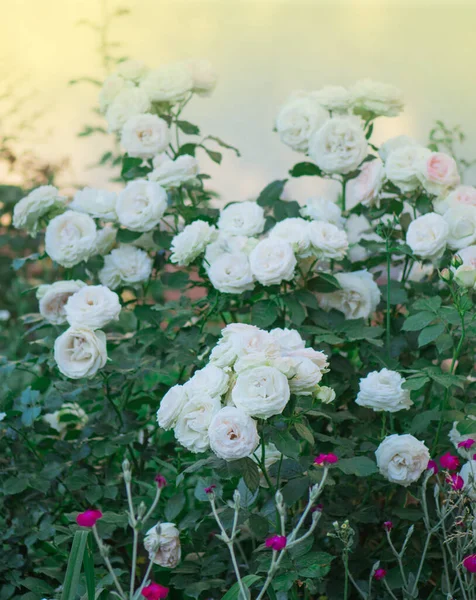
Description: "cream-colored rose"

(149, 154), (199, 188)
(356, 369), (413, 413)
(406, 212), (449, 261)
(99, 245), (153, 289)
(174, 394), (221, 453)
(140, 64), (193, 103)
(54, 327), (107, 379)
(309, 116), (368, 174)
(121, 114), (170, 159)
(443, 206), (476, 251)
(287, 357), (323, 395)
(311, 86), (351, 113)
(94, 226), (117, 256)
(43, 402), (88, 433)
(13, 185), (66, 236)
(209, 323), (261, 369)
(184, 58), (217, 96)
(249, 238), (296, 286)
(385, 146), (430, 193)
(64, 285), (121, 330)
(269, 218), (311, 257)
(269, 328), (305, 352)
(232, 328), (282, 373)
(417, 151), (460, 196)
(45, 211), (97, 267)
(346, 158), (385, 209)
(452, 245), (476, 289)
(184, 364), (229, 399)
(275, 92), (328, 152)
(98, 73), (134, 113)
(70, 188), (117, 221)
(157, 385), (189, 430)
(170, 220), (218, 266)
(105, 87), (151, 133)
(37, 280), (86, 325)
(350, 79), (404, 117)
(116, 59), (148, 82)
(300, 196), (344, 228)
(375, 434), (430, 487)
(204, 233), (258, 268)
(209, 407), (259, 460)
(308, 221), (349, 260)
(218, 201), (266, 237)
(378, 135), (420, 163)
(434, 185), (476, 215)
(144, 522), (181, 568)
(316, 385), (336, 404)
(208, 252), (255, 294)
(232, 366), (290, 419)
(116, 180), (167, 232)
(318, 270), (381, 320)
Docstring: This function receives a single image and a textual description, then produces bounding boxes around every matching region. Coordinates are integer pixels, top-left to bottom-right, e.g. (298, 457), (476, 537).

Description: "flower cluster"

(156, 324), (331, 459)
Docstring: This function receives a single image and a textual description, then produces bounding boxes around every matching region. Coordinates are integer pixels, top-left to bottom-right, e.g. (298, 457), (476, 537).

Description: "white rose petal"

(318, 270), (381, 320)
(460, 461), (476, 500)
(308, 221), (349, 260)
(149, 154), (199, 188)
(105, 88), (151, 133)
(249, 238), (296, 286)
(174, 394), (221, 453)
(356, 369), (413, 412)
(276, 92), (328, 152)
(184, 58), (217, 96)
(311, 86), (351, 113)
(269, 218), (311, 257)
(218, 202), (266, 237)
(269, 328), (305, 352)
(379, 135), (420, 163)
(385, 146), (430, 193)
(121, 114), (170, 159)
(287, 357), (323, 395)
(99, 244), (153, 289)
(434, 185), (476, 215)
(209, 407), (259, 461)
(351, 79), (404, 117)
(70, 188), (117, 221)
(45, 211), (97, 267)
(232, 366), (290, 419)
(346, 158), (385, 209)
(417, 151), (460, 196)
(157, 385), (189, 430)
(116, 59), (148, 82)
(54, 327), (107, 379)
(406, 212), (449, 261)
(144, 522), (181, 568)
(443, 206), (476, 251)
(43, 402), (88, 433)
(99, 73), (134, 113)
(116, 180), (167, 232)
(204, 233), (258, 268)
(300, 196), (344, 228)
(64, 285), (121, 329)
(140, 64), (193, 103)
(185, 364), (229, 399)
(94, 226), (117, 256)
(13, 186), (66, 236)
(208, 252), (255, 294)
(170, 220), (218, 266)
(376, 434), (430, 487)
(37, 280), (87, 325)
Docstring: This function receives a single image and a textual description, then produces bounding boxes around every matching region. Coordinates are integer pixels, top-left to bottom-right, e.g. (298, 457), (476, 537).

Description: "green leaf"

(116, 229), (143, 243)
(257, 180), (287, 207)
(281, 476), (310, 505)
(3, 476), (30, 495)
(202, 147), (222, 164)
(221, 575), (262, 600)
(337, 456), (378, 477)
(21, 578), (55, 595)
(296, 552), (334, 578)
(204, 135), (241, 157)
(402, 375), (430, 391)
(283, 295), (306, 325)
(270, 428), (300, 459)
(289, 162), (322, 178)
(307, 273), (341, 293)
(251, 301), (278, 328)
(410, 410), (441, 434)
(165, 493), (186, 521)
(294, 422), (314, 444)
(177, 120), (200, 135)
(178, 143), (197, 156)
(83, 534), (95, 600)
(121, 154), (151, 180)
(402, 311), (435, 332)
(418, 323), (445, 347)
(412, 297), (442, 313)
(61, 530), (90, 600)
(234, 458), (260, 493)
(12, 253), (40, 271)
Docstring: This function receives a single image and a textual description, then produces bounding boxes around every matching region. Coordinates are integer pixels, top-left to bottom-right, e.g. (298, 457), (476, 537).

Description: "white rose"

(287, 357), (323, 395)
(269, 218), (311, 257)
(443, 206), (476, 251)
(318, 270), (381, 320)
(231, 328), (283, 373)
(204, 233), (258, 267)
(346, 158), (385, 209)
(185, 364), (229, 399)
(149, 154), (199, 188)
(404, 262), (434, 283)
(385, 146), (430, 193)
(120, 114), (170, 159)
(449, 417), (476, 460)
(345, 214), (382, 262)
(116, 59), (148, 82)
(434, 185), (476, 215)
(140, 64), (193, 103)
(311, 86), (351, 113)
(356, 369), (413, 413)
(98, 73), (134, 113)
(99, 245), (153, 289)
(184, 58), (217, 96)
(94, 226), (117, 256)
(350, 79), (404, 117)
(208, 252), (255, 294)
(116, 180), (167, 232)
(37, 280), (86, 325)
(170, 220), (218, 266)
(54, 327), (107, 379)
(70, 188), (117, 221)
(144, 522), (181, 568)
(13, 185), (66, 236)
(379, 135), (420, 162)
(156, 385), (189, 430)
(459, 461), (476, 500)
(249, 239), (296, 286)
(286, 347), (328, 369)
(406, 213), (449, 260)
(309, 116), (368, 175)
(174, 394), (221, 453)
(300, 196), (344, 228)
(218, 202), (266, 237)
(275, 92), (328, 152)
(269, 328), (305, 352)
(209, 338), (238, 369)
(417, 151), (460, 196)
(232, 366), (290, 419)
(45, 211), (97, 267)
(452, 245), (476, 289)
(375, 434), (430, 487)
(208, 324), (259, 368)
(308, 221), (349, 260)
(64, 285), (121, 329)
(316, 386), (336, 404)
(208, 407), (259, 461)
(43, 402), (88, 433)
(105, 87), (151, 133)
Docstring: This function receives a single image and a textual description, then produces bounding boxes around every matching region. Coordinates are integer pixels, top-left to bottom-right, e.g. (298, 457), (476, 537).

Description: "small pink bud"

(440, 452), (460, 471)
(142, 582), (169, 600)
(312, 503), (324, 513)
(383, 521), (393, 532)
(373, 568), (387, 581)
(459, 439), (476, 450)
(205, 484), (216, 494)
(265, 535), (287, 551)
(76, 509), (102, 528)
(155, 474), (167, 488)
(463, 555), (476, 573)
(313, 453), (339, 466)
(447, 474), (464, 491)
(427, 459), (439, 474)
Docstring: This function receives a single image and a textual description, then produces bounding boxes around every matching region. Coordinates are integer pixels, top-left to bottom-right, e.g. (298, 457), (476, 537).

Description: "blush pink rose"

(346, 158), (385, 209)
(418, 152), (460, 195)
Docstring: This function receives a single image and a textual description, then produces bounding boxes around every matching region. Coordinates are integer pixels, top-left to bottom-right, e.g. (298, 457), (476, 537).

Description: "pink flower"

(314, 453), (339, 466)
(205, 484), (216, 494)
(346, 158), (385, 209)
(423, 152), (460, 191)
(265, 535), (287, 551)
(76, 509), (102, 528)
(463, 555), (476, 573)
(312, 503), (324, 513)
(447, 474), (464, 491)
(440, 452), (460, 471)
(427, 459), (439, 474)
(142, 582), (169, 600)
(458, 439), (476, 450)
(383, 521), (393, 532)
(373, 568), (387, 581)
(155, 474), (167, 488)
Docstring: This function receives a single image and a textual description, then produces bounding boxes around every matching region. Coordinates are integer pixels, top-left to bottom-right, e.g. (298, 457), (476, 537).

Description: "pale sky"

(2, 0), (476, 202)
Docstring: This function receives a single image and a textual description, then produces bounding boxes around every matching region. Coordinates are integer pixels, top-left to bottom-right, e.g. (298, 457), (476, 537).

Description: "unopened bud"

(452, 253), (464, 269)
(233, 489), (241, 509)
(137, 501), (147, 519)
(439, 268), (452, 283)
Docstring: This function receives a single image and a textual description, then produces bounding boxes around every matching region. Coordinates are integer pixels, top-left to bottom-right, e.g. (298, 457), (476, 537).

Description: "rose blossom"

(13, 185), (66, 236)
(208, 407), (259, 461)
(443, 206), (476, 251)
(98, 73), (134, 113)
(300, 196), (344, 228)
(36, 280), (87, 325)
(459, 460), (476, 499)
(434, 185), (476, 215)
(116, 58), (148, 82)
(64, 285), (121, 330)
(275, 92), (328, 152)
(70, 187), (117, 221)
(204, 233), (258, 268)
(231, 366), (290, 419)
(156, 385), (189, 430)
(116, 180), (167, 232)
(170, 220), (218, 266)
(249, 238), (297, 286)
(356, 369), (413, 413)
(311, 86), (351, 113)
(406, 213), (449, 261)
(375, 434), (430, 487)
(174, 394), (221, 453)
(105, 87), (151, 132)
(385, 145), (429, 193)
(184, 364), (229, 399)
(54, 327), (107, 379)
(350, 79), (403, 117)
(308, 221), (349, 260)
(269, 218), (311, 257)
(148, 154), (199, 188)
(140, 63), (193, 104)
(417, 151), (460, 196)
(184, 58), (217, 96)
(121, 114), (171, 159)
(144, 522), (181, 568)
(318, 270), (381, 320)
(218, 201), (266, 237)
(208, 252), (255, 294)
(99, 245), (153, 289)
(346, 158), (385, 209)
(94, 225), (117, 256)
(45, 210), (97, 267)
(378, 135), (419, 163)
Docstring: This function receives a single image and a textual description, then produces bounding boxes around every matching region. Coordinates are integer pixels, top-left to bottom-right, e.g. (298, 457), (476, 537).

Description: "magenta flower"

(463, 555), (476, 573)
(458, 439), (476, 450)
(373, 568), (387, 581)
(142, 582), (169, 600)
(440, 452), (460, 471)
(76, 509), (102, 528)
(265, 535), (287, 551)
(205, 484), (216, 494)
(383, 521), (393, 532)
(427, 459), (439, 474)
(155, 474), (167, 488)
(314, 453), (339, 466)
(312, 503), (324, 513)
(447, 474), (464, 491)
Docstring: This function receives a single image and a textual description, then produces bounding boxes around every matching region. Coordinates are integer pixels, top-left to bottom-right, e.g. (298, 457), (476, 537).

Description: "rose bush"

(3, 58), (476, 600)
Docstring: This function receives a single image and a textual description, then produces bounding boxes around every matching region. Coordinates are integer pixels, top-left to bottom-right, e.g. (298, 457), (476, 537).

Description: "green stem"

(386, 237), (392, 358)
(341, 178), (347, 212)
